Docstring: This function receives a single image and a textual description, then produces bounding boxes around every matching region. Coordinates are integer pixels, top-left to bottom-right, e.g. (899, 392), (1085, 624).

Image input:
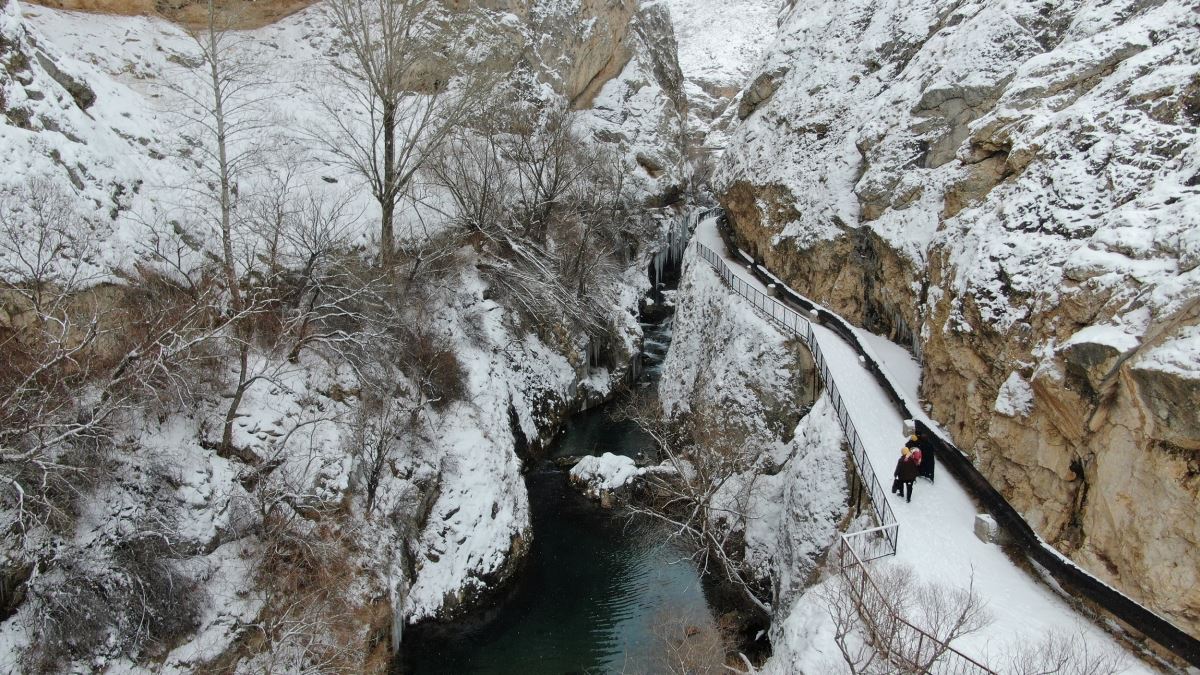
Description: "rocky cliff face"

(715, 0), (1200, 638)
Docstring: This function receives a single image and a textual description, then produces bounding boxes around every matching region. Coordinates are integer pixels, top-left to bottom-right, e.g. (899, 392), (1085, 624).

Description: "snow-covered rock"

(569, 452), (642, 503)
(661, 240), (847, 611)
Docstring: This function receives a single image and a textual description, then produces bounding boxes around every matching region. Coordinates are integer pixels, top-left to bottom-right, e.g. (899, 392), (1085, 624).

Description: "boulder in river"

(569, 453), (643, 507)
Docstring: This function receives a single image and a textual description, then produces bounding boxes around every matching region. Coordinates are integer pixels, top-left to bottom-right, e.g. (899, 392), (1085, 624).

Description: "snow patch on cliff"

(1134, 324), (1200, 379)
(994, 371), (1035, 418)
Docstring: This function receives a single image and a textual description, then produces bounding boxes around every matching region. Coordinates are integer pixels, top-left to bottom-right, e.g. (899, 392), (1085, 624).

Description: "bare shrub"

(0, 179), (121, 538)
(21, 558), (112, 673)
(999, 628), (1127, 675)
(397, 322), (466, 410)
(248, 517), (362, 673)
(822, 562), (990, 674)
(424, 98), (637, 346)
(622, 392), (774, 615)
(20, 530), (203, 672)
(112, 532), (205, 655)
(645, 606), (744, 675)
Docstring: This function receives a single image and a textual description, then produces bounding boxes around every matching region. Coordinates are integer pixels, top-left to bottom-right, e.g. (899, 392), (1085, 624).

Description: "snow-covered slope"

(658, 0), (778, 153)
(5, 0), (688, 270)
(660, 236), (847, 608)
(713, 0), (1200, 639)
(0, 0), (680, 670)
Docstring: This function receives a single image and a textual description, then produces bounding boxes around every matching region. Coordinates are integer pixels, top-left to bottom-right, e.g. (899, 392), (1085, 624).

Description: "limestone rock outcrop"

(715, 0), (1200, 639)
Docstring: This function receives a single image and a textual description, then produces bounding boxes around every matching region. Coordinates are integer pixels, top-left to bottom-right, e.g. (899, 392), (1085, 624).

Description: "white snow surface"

(570, 452), (641, 491)
(855, 326), (922, 402)
(1133, 324), (1200, 379)
(658, 0), (777, 90)
(689, 217), (1150, 672)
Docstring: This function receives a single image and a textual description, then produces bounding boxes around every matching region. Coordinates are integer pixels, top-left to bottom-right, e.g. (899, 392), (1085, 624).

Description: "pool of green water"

(401, 406), (715, 674)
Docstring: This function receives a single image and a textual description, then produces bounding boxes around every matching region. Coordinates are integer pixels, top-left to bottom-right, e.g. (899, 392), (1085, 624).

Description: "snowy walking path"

(691, 217), (1150, 670)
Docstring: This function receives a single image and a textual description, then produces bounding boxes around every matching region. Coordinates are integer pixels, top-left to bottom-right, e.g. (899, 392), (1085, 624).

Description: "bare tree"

(0, 179), (110, 537)
(172, 0), (270, 317)
(315, 0), (491, 270)
(621, 394), (773, 616)
(425, 99), (634, 342)
(0, 180), (229, 536)
(424, 115), (512, 242)
(167, 0), (275, 457)
(997, 628), (1127, 675)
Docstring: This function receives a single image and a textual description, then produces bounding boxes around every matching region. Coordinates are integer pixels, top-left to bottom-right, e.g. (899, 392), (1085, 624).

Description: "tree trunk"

(221, 341), (253, 461)
(207, 1), (242, 318)
(380, 99), (397, 267)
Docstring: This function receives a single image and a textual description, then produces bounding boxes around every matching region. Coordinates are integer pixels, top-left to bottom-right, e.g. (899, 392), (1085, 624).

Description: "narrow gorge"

(0, 0), (1197, 673)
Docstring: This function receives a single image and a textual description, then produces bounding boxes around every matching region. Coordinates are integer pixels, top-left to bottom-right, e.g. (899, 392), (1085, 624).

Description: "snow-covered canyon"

(0, 0), (689, 669)
(1, 0), (1197, 671)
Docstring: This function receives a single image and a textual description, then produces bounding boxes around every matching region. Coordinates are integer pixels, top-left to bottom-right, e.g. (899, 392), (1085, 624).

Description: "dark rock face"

(34, 50), (94, 109)
(737, 68), (786, 120)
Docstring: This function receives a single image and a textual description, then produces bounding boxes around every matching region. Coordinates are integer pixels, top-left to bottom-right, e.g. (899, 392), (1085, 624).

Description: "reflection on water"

(402, 405), (713, 674)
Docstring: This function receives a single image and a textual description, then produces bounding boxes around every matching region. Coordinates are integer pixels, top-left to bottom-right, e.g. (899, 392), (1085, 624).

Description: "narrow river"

(402, 290), (716, 674)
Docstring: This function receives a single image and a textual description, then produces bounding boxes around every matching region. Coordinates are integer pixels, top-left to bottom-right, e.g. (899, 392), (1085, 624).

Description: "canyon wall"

(659, 239), (846, 605)
(0, 0), (685, 669)
(715, 0), (1200, 639)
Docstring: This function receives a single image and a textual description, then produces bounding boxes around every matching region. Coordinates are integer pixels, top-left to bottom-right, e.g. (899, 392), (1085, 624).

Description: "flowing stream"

(402, 218), (715, 673)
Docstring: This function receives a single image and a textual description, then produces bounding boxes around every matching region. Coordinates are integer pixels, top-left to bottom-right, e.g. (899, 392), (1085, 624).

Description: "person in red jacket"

(893, 446), (919, 503)
(906, 435), (923, 466)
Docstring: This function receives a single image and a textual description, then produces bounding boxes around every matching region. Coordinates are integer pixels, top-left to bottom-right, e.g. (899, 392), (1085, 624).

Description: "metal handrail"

(695, 241), (897, 553)
(840, 538), (997, 674)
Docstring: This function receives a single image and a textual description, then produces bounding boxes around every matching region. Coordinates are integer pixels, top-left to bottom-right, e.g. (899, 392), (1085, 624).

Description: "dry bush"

(111, 532), (205, 654)
(21, 559), (112, 673)
(20, 531), (203, 672)
(397, 323), (466, 410)
(821, 563), (990, 674)
(249, 517), (363, 673)
(998, 628), (1127, 675)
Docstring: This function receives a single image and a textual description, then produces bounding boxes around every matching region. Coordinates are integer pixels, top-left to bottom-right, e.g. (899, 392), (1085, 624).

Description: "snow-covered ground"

(660, 0), (777, 90)
(689, 216), (1151, 673)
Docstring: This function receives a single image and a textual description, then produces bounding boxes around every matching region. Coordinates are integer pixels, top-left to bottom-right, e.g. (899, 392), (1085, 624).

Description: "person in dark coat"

(912, 424), (937, 481)
(894, 446), (919, 503)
